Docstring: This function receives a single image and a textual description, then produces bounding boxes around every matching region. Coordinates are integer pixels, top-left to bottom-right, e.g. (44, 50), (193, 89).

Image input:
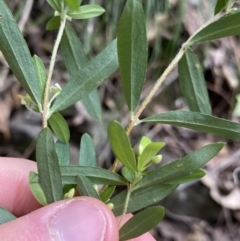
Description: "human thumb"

(0, 197), (118, 241)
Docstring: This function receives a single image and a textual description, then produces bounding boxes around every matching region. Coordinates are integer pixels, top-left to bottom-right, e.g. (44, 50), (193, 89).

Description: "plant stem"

(42, 14), (66, 128)
(126, 47), (185, 135)
(118, 184), (131, 228)
(109, 47), (186, 174)
(110, 11), (223, 174)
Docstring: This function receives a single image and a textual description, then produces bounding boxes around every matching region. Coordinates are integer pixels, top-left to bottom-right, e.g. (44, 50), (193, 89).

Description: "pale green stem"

(126, 47), (185, 135)
(126, 12), (223, 135)
(118, 184), (132, 228)
(42, 13), (66, 128)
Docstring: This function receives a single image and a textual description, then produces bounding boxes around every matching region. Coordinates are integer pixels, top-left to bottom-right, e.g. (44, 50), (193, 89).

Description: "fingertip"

(0, 157), (41, 216)
(48, 197), (119, 241)
(0, 197), (119, 241)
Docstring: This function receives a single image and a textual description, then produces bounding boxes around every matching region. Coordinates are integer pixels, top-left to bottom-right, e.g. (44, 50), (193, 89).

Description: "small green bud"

(49, 83), (62, 94)
(64, 188), (75, 199)
(152, 155), (162, 164)
(137, 144), (144, 156)
(93, 184), (99, 193)
(107, 203), (114, 210)
(19, 94), (33, 106)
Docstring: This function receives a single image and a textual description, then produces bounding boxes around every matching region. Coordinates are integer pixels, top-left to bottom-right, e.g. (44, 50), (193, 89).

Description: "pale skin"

(0, 158), (156, 241)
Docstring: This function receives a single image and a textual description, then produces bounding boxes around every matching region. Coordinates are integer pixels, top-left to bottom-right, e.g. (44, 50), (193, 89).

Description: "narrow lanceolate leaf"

(81, 90), (102, 122)
(68, 5), (105, 19)
(77, 175), (100, 199)
(29, 171), (48, 206)
(136, 143), (224, 189)
(111, 183), (178, 216)
(117, 0), (147, 112)
(178, 48), (211, 114)
(55, 140), (70, 166)
(165, 169), (206, 185)
(36, 128), (63, 203)
(79, 133), (97, 167)
(48, 112), (70, 143)
(60, 166), (128, 186)
(214, 0), (230, 15)
(108, 121), (136, 171)
(46, 16), (60, 30)
(61, 25), (88, 72)
(64, 0), (79, 10)
(0, 1), (41, 105)
(119, 207), (165, 241)
(189, 10), (240, 45)
(33, 55), (47, 99)
(138, 142), (165, 171)
(46, 0), (61, 11)
(51, 39), (118, 113)
(60, 25), (102, 122)
(0, 207), (16, 224)
(100, 186), (116, 203)
(141, 110), (240, 140)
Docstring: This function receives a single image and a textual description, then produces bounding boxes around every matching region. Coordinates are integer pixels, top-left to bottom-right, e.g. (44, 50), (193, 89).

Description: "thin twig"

(110, 10), (223, 174)
(118, 184), (132, 228)
(42, 13), (66, 128)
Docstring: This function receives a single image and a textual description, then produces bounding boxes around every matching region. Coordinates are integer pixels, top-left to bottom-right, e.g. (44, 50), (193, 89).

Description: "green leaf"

(141, 110), (240, 140)
(61, 25), (88, 72)
(29, 171), (48, 206)
(121, 166), (135, 183)
(214, 0), (230, 15)
(79, 133), (97, 167)
(55, 140), (70, 165)
(60, 25), (102, 122)
(100, 186), (116, 203)
(46, 16), (60, 30)
(189, 10), (240, 45)
(0, 207), (16, 224)
(81, 90), (102, 122)
(51, 39), (118, 113)
(136, 143), (224, 189)
(64, 0), (79, 10)
(68, 5), (105, 19)
(60, 166), (128, 186)
(48, 112), (70, 143)
(46, 0), (61, 11)
(33, 55), (47, 100)
(139, 136), (152, 149)
(117, 0), (147, 112)
(165, 169), (206, 184)
(119, 206), (165, 241)
(36, 128), (63, 203)
(0, 1), (41, 105)
(77, 175), (100, 199)
(178, 48), (211, 114)
(111, 183), (178, 216)
(137, 136), (152, 156)
(108, 121), (136, 171)
(138, 142), (165, 171)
